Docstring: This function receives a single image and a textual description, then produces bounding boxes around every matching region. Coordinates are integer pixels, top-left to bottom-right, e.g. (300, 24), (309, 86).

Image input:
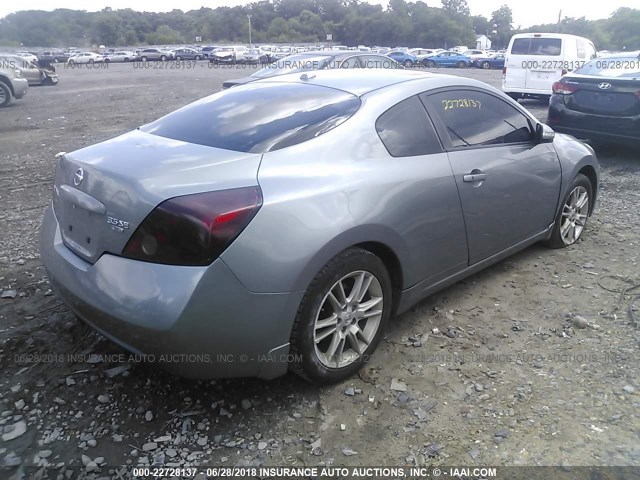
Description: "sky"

(0, 0), (635, 29)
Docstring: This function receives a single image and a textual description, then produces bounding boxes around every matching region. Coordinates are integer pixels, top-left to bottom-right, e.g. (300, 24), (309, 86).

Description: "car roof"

(252, 68), (483, 96)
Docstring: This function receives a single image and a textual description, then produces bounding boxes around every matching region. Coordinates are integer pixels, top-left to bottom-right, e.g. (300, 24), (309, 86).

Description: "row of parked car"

(24, 45), (508, 69)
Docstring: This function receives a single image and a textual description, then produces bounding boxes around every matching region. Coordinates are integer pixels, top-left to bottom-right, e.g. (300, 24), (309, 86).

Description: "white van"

(502, 33), (596, 100)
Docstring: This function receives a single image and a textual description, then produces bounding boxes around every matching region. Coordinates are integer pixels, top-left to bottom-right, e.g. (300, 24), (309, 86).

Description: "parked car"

(102, 51), (135, 63)
(15, 52), (38, 63)
(0, 60), (28, 107)
(40, 69), (599, 383)
(409, 48), (440, 61)
(547, 52), (640, 146)
(387, 51), (418, 67)
(40, 51), (70, 63)
(0, 55), (58, 86)
(199, 46), (219, 59)
(241, 48), (269, 64)
(422, 51), (471, 68)
(222, 51), (401, 89)
(472, 53), (506, 69)
(502, 33), (597, 101)
(273, 46), (293, 60)
(68, 52), (105, 65)
(210, 46), (248, 64)
(136, 48), (173, 62)
(462, 49), (489, 60)
(171, 48), (203, 61)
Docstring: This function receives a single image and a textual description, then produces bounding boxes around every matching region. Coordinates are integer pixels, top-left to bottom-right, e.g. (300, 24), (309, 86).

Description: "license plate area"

(57, 200), (103, 259)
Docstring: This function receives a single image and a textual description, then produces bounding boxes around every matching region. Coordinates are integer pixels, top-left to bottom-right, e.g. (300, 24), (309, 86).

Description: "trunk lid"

(562, 75), (640, 116)
(53, 129), (262, 264)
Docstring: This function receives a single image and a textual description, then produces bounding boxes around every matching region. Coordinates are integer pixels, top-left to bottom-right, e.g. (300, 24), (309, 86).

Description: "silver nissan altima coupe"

(40, 69), (599, 384)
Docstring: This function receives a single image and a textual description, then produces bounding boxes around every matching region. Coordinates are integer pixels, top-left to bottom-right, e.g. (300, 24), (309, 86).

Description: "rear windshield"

(511, 38), (562, 56)
(140, 83), (361, 153)
(574, 57), (640, 77)
(251, 54), (332, 78)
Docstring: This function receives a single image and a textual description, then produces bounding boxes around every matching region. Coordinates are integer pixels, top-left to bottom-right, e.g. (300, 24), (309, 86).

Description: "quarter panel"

(222, 93), (469, 294)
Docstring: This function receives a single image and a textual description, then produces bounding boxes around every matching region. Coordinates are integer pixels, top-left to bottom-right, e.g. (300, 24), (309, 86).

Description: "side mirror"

(536, 123), (555, 143)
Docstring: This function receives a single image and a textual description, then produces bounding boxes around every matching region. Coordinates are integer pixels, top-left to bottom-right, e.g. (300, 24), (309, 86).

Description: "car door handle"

(463, 173), (487, 182)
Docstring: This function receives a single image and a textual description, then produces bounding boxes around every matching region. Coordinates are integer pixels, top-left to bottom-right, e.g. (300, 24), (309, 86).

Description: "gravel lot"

(1, 62), (639, 477)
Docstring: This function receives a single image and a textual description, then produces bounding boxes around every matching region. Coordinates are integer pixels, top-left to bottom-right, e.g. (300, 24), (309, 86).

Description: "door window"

(421, 90), (534, 148)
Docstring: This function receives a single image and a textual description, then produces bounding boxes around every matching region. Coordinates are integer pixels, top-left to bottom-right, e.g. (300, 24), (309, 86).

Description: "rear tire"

(457, 60), (466, 68)
(289, 248), (392, 384)
(546, 174), (593, 249)
(140, 56), (148, 62)
(0, 81), (11, 108)
(403, 59), (413, 68)
(507, 92), (521, 101)
(425, 60), (435, 68)
(481, 61), (490, 69)
(160, 55), (167, 61)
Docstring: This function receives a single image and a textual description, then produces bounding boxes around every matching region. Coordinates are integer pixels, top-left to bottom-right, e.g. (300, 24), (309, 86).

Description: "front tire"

(425, 60), (435, 68)
(546, 174), (593, 248)
(481, 61), (490, 69)
(457, 60), (466, 68)
(403, 59), (413, 68)
(289, 248), (392, 384)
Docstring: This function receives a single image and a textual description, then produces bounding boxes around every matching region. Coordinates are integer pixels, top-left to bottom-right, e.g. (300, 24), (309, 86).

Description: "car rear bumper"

(548, 99), (640, 145)
(39, 205), (303, 380)
(12, 78), (28, 99)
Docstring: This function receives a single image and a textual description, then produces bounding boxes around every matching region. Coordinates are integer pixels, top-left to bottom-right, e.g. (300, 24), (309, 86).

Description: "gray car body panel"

(54, 129), (262, 263)
(40, 69), (600, 379)
(40, 206), (301, 379)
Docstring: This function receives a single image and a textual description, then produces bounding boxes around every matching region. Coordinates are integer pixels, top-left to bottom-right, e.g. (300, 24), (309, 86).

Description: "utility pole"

(557, 10), (562, 31)
(247, 15), (252, 47)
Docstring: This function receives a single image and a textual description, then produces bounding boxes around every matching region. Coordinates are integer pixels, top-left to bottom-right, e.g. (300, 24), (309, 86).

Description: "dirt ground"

(0, 63), (639, 478)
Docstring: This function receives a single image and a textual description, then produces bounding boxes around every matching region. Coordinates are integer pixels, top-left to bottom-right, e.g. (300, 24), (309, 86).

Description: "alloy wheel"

(313, 270), (384, 368)
(560, 186), (589, 245)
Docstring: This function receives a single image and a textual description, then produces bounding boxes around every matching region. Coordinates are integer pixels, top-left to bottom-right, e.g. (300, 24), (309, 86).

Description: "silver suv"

(0, 57), (29, 107)
(136, 48), (173, 62)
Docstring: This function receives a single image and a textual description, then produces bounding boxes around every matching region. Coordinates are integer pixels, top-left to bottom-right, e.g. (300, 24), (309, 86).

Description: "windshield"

(250, 54), (332, 78)
(574, 57), (640, 78)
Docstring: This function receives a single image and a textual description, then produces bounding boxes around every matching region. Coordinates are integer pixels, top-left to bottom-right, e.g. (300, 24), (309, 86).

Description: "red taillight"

(635, 89), (640, 100)
(552, 81), (577, 95)
(122, 186), (262, 266)
(502, 67), (506, 75)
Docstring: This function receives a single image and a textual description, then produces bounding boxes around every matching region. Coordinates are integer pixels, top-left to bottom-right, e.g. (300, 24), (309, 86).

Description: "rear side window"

(375, 96), (442, 157)
(511, 38), (562, 56)
(141, 83), (361, 153)
(422, 90), (534, 148)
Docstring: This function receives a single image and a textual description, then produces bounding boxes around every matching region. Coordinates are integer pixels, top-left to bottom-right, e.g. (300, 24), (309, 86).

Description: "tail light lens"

(122, 186), (262, 266)
(635, 89), (640, 100)
(552, 81), (577, 95)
